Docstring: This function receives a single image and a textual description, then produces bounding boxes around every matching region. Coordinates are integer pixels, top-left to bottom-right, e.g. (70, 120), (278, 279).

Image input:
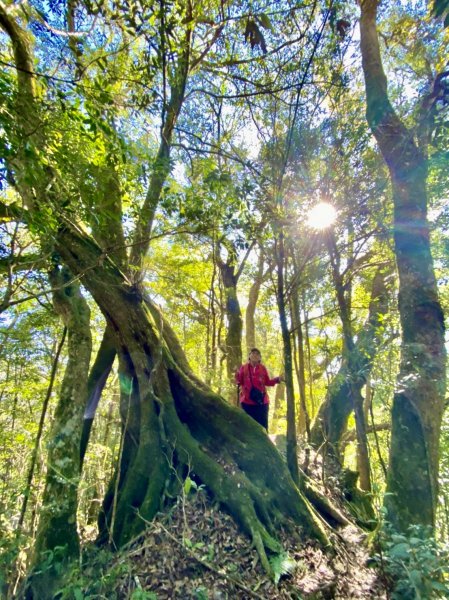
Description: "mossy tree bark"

(79, 4), (192, 461)
(310, 265), (390, 478)
(29, 266), (91, 598)
(216, 241), (249, 402)
(55, 225), (347, 568)
(360, 0), (447, 530)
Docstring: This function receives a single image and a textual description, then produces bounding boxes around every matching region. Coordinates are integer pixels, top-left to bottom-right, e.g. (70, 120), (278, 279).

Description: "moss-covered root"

(163, 403), (282, 574)
(303, 478), (351, 528)
(169, 370), (332, 548)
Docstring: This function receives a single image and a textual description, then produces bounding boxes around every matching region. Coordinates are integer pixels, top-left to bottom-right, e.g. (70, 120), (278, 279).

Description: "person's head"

(248, 348), (262, 364)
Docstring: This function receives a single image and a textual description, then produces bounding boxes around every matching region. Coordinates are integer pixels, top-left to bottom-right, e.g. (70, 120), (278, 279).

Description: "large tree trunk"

(80, 324), (117, 468)
(360, 0), (446, 530)
(54, 224), (348, 571)
(1, 7), (348, 591)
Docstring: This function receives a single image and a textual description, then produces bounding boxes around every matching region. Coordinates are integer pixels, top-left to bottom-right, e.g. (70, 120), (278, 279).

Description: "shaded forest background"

(1, 0), (449, 597)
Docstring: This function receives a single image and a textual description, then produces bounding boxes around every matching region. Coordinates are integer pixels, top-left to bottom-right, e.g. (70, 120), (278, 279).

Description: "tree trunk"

(80, 324), (117, 468)
(270, 381), (285, 433)
(18, 327), (67, 530)
(360, 0), (446, 530)
(320, 230), (370, 491)
(206, 244), (218, 385)
(291, 286), (311, 442)
(311, 266), (390, 460)
(245, 252), (265, 353)
(275, 232), (300, 484)
(54, 224), (347, 572)
(0, 6), (348, 589)
(218, 260), (243, 402)
(303, 301), (316, 415)
(29, 267), (91, 598)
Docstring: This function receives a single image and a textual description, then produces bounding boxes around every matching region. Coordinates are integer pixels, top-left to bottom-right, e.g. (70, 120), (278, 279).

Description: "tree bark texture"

(55, 225), (343, 567)
(275, 232), (300, 484)
(217, 258), (243, 402)
(29, 267), (91, 597)
(360, 0), (446, 530)
(310, 266), (390, 460)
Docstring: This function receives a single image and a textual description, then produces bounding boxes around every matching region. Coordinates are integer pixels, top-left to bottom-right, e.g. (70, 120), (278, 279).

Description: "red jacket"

(235, 362), (280, 405)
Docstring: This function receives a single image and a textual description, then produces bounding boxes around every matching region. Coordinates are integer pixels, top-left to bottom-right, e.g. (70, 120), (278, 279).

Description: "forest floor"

(77, 441), (387, 600)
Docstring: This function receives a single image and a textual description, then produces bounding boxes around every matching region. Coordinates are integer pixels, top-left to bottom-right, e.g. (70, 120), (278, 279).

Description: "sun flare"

(307, 202), (337, 230)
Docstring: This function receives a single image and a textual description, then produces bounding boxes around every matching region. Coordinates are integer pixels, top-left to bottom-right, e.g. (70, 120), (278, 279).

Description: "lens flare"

(307, 202), (337, 230)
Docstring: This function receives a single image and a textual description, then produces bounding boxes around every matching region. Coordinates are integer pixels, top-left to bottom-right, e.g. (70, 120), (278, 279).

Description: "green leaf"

(256, 14), (273, 31)
(130, 590), (157, 600)
(390, 542), (410, 559)
(408, 569), (422, 585)
(269, 551), (296, 584)
(194, 587), (208, 600)
(183, 476), (192, 495)
(74, 589), (84, 600)
(432, 581), (449, 592)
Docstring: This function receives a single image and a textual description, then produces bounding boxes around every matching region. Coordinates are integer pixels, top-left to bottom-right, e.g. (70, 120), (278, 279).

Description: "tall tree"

(31, 267), (91, 596)
(0, 3), (348, 595)
(359, 0), (447, 530)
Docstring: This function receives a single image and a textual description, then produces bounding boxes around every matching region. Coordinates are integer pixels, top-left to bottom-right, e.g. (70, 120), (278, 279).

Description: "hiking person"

(235, 348), (283, 431)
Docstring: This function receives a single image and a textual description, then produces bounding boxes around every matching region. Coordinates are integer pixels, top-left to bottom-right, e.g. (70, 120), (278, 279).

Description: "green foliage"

(0, 525), (24, 596)
(269, 550), (297, 585)
(1, 0), (448, 593)
(51, 546), (136, 599)
(194, 586), (208, 600)
(183, 475), (205, 496)
(371, 524), (449, 599)
(130, 589), (158, 599)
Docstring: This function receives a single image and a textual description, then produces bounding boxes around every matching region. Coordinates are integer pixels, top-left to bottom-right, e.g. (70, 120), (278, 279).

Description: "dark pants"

(241, 403), (269, 430)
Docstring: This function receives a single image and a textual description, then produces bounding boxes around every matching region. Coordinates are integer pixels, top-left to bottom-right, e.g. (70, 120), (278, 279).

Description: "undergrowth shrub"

(371, 523), (449, 599)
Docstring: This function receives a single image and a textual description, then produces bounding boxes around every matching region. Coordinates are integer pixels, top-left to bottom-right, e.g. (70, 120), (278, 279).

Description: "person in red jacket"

(235, 348), (283, 431)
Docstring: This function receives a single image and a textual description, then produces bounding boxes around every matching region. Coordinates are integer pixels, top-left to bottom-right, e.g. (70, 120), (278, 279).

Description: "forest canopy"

(1, 0), (449, 597)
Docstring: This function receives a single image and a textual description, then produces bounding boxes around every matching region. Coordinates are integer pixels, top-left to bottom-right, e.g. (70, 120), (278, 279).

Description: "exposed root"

(173, 372), (333, 547)
(161, 398), (283, 574)
(94, 298), (352, 575)
(303, 478), (351, 527)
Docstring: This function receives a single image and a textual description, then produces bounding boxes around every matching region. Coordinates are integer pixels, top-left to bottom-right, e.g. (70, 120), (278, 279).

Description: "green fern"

(269, 551), (297, 585)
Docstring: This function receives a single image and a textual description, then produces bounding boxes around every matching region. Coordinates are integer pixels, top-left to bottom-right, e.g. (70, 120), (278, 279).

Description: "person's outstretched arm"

(262, 366), (281, 386)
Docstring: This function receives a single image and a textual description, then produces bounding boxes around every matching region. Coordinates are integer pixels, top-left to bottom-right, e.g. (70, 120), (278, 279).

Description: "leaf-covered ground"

(78, 476), (387, 599)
